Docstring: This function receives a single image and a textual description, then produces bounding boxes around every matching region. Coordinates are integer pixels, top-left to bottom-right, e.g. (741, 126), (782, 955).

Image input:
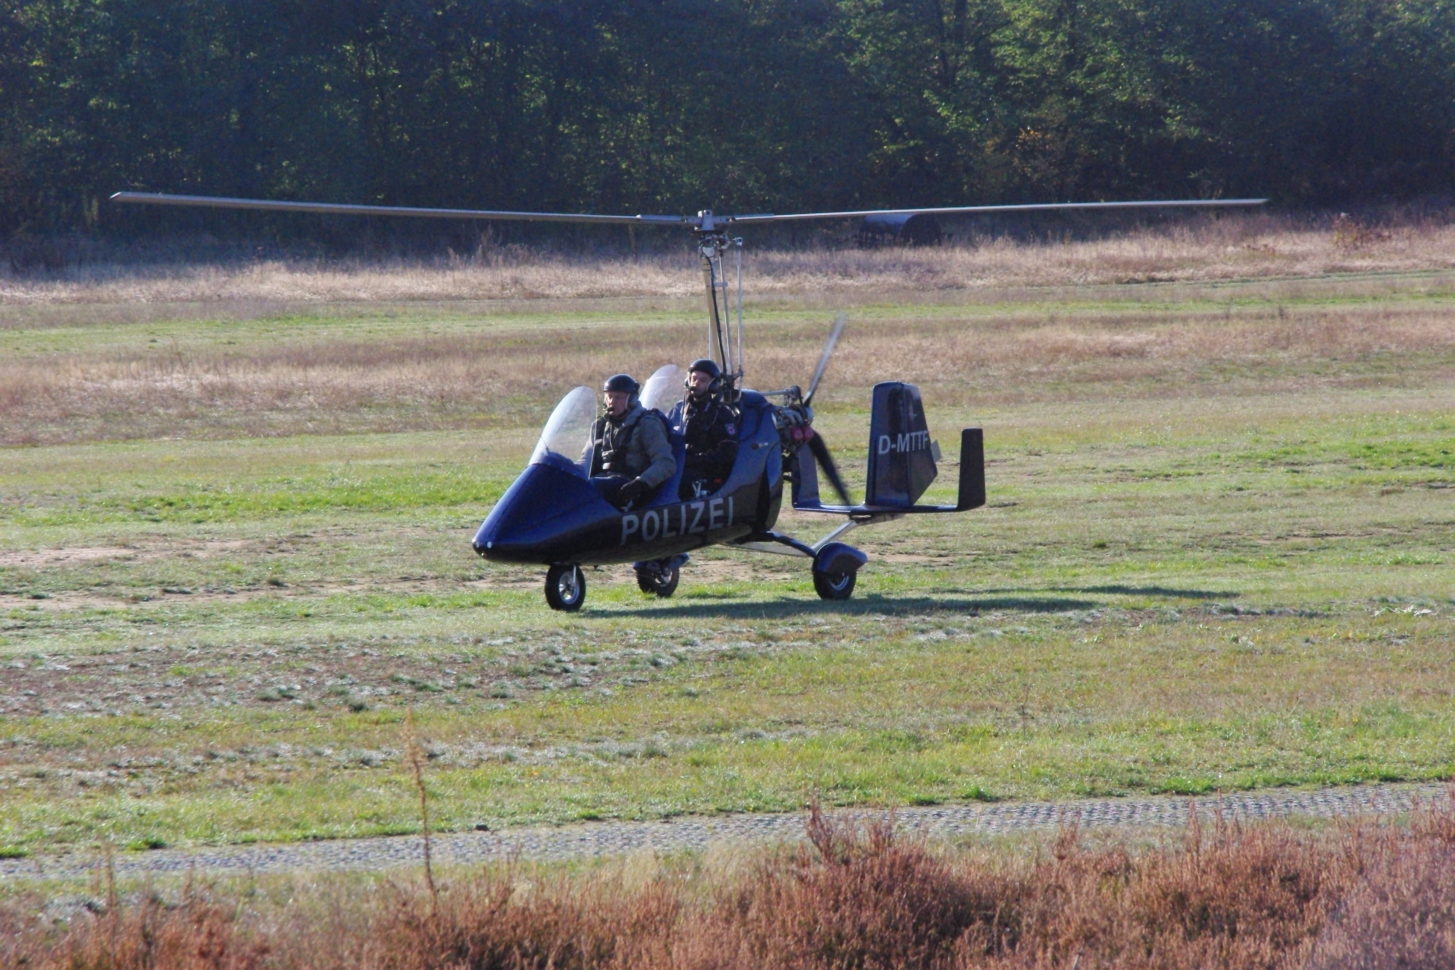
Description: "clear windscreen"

(640, 364), (685, 413)
(529, 385), (597, 473)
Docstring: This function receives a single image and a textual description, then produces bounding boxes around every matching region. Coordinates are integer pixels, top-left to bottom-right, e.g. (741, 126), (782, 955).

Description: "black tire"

(545, 564), (586, 611)
(813, 568), (856, 600)
(635, 562), (680, 598)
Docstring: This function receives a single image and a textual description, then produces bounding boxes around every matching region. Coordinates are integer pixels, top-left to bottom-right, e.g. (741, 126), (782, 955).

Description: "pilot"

(588, 373), (676, 509)
(668, 358), (739, 499)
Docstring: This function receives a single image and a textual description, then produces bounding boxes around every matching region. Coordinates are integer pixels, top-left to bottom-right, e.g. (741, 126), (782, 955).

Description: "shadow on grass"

(975, 584), (1239, 601)
(595, 582), (1241, 619)
(1080, 584), (1237, 599)
(600, 593), (1099, 620)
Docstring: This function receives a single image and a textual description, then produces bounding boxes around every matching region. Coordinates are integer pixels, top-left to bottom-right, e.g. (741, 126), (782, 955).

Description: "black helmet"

(603, 373), (639, 396)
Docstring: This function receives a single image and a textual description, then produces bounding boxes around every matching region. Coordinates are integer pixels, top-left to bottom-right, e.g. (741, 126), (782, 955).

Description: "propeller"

(774, 315), (852, 506)
(804, 313), (846, 408)
(806, 430), (851, 506)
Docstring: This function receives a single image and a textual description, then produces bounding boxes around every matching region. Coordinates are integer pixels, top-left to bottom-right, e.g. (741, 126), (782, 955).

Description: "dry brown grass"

(4, 208), (1454, 308)
(5, 210), (1455, 447)
(6, 798), (1455, 969)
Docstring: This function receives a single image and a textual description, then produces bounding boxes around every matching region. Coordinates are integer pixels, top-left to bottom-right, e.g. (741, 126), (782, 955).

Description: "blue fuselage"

(473, 391), (782, 566)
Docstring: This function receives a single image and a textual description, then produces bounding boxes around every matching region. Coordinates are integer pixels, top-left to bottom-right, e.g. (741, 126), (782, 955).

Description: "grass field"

(2, 210), (1454, 861)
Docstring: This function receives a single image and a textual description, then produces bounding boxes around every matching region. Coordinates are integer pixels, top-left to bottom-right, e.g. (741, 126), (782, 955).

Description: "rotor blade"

(725, 198), (1268, 225)
(804, 313), (846, 409)
(807, 433), (852, 506)
(110, 192), (691, 227)
(112, 191), (1267, 229)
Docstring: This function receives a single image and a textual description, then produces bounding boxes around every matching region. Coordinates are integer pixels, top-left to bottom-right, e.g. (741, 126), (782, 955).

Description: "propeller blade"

(804, 313), (846, 408)
(807, 432), (852, 506)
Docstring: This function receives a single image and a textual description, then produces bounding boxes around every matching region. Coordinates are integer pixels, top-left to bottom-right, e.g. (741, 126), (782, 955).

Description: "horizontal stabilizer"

(795, 427), (985, 516)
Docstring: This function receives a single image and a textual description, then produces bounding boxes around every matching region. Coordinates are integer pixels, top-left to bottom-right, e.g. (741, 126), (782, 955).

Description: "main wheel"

(812, 568), (856, 601)
(635, 561), (680, 598)
(545, 564), (586, 611)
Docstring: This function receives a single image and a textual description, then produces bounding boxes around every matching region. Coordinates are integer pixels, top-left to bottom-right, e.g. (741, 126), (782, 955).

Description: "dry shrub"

(1305, 841), (1455, 969)
(1095, 815), (1332, 969)
(361, 875), (677, 970)
(675, 804), (1023, 969)
(1305, 802), (1455, 970)
(4, 891), (272, 970)
(249, 864), (687, 970)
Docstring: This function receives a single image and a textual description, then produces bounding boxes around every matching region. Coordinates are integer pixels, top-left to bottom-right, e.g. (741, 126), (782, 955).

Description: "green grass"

(2, 257), (1454, 857)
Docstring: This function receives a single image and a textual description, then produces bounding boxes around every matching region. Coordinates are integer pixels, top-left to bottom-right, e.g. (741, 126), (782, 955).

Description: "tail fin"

(791, 380), (984, 515)
(866, 382), (940, 507)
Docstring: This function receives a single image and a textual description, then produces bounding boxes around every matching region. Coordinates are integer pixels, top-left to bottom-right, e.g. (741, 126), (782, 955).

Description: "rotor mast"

(695, 211), (745, 397)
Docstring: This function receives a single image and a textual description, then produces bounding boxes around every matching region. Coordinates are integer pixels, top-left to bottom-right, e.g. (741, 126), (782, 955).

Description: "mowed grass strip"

(1, 605), (1452, 852)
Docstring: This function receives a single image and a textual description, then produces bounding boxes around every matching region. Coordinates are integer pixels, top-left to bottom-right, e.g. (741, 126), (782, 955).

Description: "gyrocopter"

(111, 191), (1265, 609)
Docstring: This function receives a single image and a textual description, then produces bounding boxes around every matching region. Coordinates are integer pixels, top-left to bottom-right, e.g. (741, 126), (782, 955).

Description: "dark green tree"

(835, 0), (1013, 204)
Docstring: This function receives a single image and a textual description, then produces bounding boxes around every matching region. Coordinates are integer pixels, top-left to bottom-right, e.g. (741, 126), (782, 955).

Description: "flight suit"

(588, 403), (675, 507)
(669, 395), (739, 499)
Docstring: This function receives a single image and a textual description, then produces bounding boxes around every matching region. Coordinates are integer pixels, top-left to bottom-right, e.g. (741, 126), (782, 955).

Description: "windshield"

(529, 385), (597, 473)
(641, 364), (685, 413)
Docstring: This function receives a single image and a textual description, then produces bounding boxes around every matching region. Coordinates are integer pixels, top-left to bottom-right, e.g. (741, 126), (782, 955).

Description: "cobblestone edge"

(5, 782), (1450, 881)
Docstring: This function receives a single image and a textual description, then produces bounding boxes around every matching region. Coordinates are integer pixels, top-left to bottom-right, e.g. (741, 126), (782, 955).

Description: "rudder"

(865, 382), (940, 507)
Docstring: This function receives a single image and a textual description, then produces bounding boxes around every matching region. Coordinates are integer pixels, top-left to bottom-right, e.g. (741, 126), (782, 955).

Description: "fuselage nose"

(473, 459), (608, 564)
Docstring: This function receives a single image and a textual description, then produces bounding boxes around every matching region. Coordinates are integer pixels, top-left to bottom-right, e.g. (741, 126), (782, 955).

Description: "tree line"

(4, 0), (1453, 242)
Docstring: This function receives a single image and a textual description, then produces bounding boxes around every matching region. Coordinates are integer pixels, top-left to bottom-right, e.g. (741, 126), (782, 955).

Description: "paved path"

(4, 782), (1449, 882)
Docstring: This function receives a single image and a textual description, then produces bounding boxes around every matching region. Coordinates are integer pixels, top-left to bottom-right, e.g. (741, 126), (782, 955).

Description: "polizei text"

(621, 495), (736, 545)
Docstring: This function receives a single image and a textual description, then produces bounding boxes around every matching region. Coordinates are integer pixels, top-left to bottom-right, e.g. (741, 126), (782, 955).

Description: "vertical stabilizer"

(866, 382), (939, 507)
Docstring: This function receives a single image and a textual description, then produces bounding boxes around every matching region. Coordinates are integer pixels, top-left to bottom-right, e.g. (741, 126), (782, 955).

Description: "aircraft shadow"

(601, 583), (1239, 620)
(976, 584), (1238, 601)
(603, 594), (1099, 621)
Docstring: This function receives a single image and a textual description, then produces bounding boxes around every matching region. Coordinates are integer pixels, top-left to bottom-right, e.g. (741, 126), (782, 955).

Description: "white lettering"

(878, 430), (931, 455)
(618, 495), (740, 546)
(641, 511), (661, 542)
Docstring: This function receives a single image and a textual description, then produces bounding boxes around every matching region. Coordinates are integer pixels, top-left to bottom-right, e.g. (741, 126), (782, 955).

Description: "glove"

(618, 478), (647, 505)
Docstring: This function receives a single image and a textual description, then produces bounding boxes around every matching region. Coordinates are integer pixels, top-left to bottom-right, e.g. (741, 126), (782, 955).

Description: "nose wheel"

(545, 564), (586, 611)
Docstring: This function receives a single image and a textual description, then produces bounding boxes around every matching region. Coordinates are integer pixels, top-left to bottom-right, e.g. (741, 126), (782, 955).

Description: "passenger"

(668, 358), (739, 499)
(587, 373), (675, 509)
